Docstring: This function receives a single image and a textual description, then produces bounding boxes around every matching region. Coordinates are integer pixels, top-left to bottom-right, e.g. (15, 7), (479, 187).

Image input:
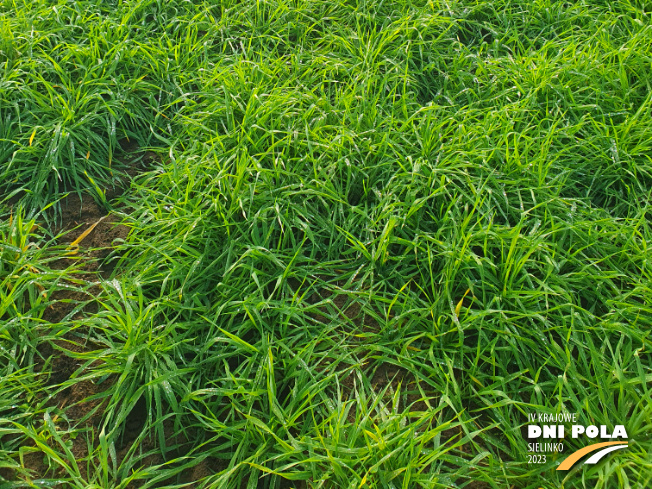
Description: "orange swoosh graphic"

(557, 441), (628, 470)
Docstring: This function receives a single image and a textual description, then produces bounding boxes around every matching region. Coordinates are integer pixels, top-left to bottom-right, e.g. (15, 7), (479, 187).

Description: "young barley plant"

(1, 0), (651, 488)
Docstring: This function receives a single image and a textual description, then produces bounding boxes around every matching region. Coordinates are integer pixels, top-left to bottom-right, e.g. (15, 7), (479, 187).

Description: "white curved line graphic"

(584, 444), (628, 465)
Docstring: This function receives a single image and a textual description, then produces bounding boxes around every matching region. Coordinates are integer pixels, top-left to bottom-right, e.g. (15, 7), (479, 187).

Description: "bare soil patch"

(1, 143), (162, 485)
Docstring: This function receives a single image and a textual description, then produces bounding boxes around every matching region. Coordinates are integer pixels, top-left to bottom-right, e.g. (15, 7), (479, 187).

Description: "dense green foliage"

(1, 0), (651, 487)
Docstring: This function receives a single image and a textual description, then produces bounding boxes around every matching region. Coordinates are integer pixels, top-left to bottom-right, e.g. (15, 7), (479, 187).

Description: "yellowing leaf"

(66, 216), (106, 254)
(470, 375), (484, 388)
(454, 288), (471, 318)
(29, 128), (36, 146)
(364, 429), (379, 442)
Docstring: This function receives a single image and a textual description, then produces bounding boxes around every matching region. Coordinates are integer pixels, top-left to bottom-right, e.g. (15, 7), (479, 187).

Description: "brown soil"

(0, 141), (199, 486)
(117, 416), (190, 489)
(370, 362), (437, 413)
(464, 482), (491, 489)
(1, 141), (161, 486)
(304, 279), (381, 334)
(40, 139), (158, 321)
(115, 137), (159, 181)
(2, 335), (116, 483)
(23, 140), (197, 486)
(41, 283), (101, 323)
(183, 456), (229, 487)
(49, 191), (129, 278)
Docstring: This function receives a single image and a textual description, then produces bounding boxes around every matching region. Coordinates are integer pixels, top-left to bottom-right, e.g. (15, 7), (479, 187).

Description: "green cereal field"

(1, 0), (651, 487)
